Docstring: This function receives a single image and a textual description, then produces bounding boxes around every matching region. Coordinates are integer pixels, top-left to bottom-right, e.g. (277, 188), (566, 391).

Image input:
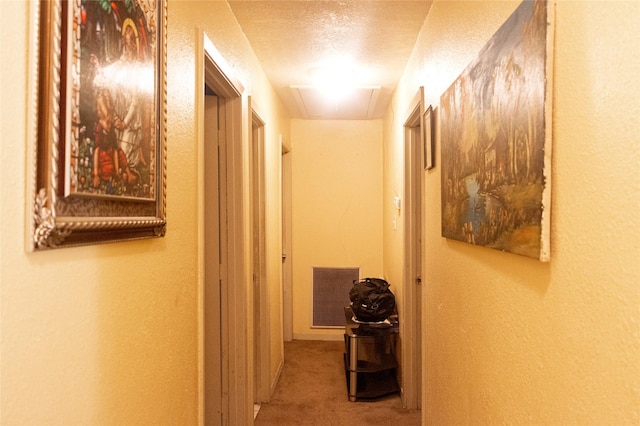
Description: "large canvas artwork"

(440, 0), (553, 261)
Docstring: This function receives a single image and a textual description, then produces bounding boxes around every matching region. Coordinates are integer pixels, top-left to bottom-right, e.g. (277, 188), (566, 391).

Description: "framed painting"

(29, 0), (167, 250)
(423, 105), (434, 170)
(439, 0), (553, 261)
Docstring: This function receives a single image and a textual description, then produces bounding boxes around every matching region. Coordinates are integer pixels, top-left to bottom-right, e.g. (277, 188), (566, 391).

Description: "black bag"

(349, 278), (396, 322)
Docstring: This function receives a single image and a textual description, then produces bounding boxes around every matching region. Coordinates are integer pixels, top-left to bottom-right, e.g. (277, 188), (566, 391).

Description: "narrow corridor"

(254, 340), (420, 425)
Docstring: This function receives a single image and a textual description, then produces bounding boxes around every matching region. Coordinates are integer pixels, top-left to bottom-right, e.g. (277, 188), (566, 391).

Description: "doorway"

(200, 32), (250, 425)
(402, 87), (424, 410)
(251, 107), (270, 404)
(281, 135), (293, 342)
(204, 89), (223, 424)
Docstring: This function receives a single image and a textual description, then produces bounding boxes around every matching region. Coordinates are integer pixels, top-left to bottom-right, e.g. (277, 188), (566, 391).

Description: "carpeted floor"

(254, 340), (421, 426)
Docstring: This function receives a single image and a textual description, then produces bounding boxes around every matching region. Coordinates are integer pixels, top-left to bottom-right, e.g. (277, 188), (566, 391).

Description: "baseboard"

(292, 333), (343, 341)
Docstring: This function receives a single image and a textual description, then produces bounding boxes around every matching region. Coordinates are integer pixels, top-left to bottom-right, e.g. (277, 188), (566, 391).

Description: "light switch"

(393, 196), (401, 210)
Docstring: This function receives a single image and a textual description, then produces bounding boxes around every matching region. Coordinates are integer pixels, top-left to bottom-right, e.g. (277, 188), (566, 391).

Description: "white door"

(202, 32), (250, 424)
(281, 137), (293, 342)
(251, 110), (269, 403)
(204, 92), (222, 425)
(408, 122), (423, 409)
(403, 90), (424, 410)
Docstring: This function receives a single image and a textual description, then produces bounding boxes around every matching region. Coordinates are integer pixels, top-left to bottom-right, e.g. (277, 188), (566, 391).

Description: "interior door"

(408, 121), (423, 409)
(281, 136), (293, 342)
(251, 109), (269, 403)
(403, 89), (424, 410)
(204, 91), (222, 424)
(202, 32), (249, 424)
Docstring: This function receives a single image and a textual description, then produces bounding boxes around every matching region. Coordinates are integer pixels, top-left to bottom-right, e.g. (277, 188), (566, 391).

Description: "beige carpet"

(254, 340), (421, 426)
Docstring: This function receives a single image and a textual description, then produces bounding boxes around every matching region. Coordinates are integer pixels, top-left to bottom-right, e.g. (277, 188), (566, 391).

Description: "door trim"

(281, 135), (293, 342)
(198, 30), (250, 425)
(203, 92), (222, 424)
(402, 87), (424, 410)
(250, 104), (270, 403)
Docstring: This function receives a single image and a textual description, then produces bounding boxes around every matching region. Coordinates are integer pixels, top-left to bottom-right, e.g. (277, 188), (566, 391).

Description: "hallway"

(254, 340), (420, 426)
(2, 1), (638, 424)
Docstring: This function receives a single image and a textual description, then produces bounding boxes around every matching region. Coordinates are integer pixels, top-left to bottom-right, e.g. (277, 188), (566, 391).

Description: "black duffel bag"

(349, 278), (396, 322)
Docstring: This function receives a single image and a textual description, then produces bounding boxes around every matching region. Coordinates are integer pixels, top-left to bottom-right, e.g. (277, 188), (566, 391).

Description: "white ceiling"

(227, 1), (432, 120)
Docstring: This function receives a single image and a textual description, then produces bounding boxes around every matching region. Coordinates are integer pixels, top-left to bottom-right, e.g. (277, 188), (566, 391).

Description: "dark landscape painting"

(440, 0), (551, 261)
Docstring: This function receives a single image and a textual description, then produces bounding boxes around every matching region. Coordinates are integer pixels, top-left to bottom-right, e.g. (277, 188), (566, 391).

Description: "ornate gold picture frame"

(29, 0), (167, 250)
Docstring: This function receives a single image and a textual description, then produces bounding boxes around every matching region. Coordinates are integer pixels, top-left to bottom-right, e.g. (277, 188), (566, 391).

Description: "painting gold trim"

(29, 0), (167, 250)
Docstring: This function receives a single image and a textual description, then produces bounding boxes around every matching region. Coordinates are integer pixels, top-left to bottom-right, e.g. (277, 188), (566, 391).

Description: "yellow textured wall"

(0, 0), (287, 423)
(291, 119), (384, 339)
(385, 1), (640, 424)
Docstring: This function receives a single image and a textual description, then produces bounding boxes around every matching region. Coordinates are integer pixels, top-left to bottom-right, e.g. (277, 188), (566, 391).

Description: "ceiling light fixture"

(309, 60), (358, 102)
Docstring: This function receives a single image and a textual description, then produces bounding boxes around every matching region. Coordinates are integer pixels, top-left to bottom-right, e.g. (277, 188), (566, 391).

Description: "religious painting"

(440, 0), (553, 261)
(29, 0), (167, 250)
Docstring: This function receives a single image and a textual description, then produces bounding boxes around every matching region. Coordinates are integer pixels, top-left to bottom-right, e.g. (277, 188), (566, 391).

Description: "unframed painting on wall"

(439, 0), (553, 261)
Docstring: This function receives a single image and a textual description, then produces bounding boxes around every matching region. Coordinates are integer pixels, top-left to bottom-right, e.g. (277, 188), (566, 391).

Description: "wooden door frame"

(281, 136), (293, 343)
(198, 30), (251, 425)
(402, 87), (424, 410)
(203, 91), (222, 424)
(250, 104), (270, 404)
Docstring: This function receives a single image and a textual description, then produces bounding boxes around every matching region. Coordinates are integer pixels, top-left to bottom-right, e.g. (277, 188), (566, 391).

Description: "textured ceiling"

(228, 1), (432, 119)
